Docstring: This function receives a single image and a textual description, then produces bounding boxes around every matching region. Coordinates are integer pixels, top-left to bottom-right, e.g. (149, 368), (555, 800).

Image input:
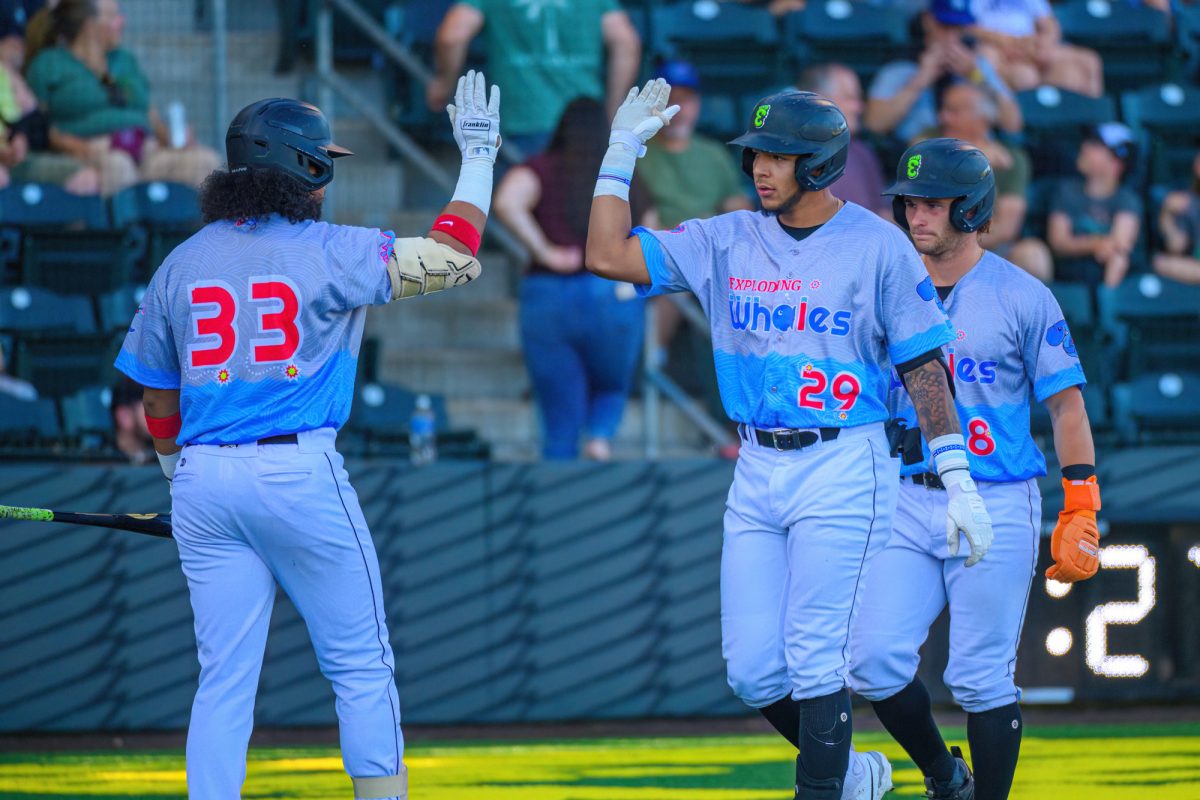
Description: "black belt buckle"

(913, 472), (945, 490)
(774, 429), (818, 451)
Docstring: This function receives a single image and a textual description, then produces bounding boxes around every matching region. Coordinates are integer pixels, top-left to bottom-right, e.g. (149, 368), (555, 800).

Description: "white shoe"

(842, 748), (893, 800)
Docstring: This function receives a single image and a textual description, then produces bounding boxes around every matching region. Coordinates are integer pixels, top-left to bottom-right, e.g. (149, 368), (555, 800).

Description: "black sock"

(870, 678), (957, 784)
(796, 689), (852, 782)
(968, 702), (1022, 800)
(759, 695), (800, 748)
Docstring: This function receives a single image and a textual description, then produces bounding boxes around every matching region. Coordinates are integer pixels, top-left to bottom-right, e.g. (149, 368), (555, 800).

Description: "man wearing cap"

(1047, 123), (1141, 287)
(866, 3), (1022, 146)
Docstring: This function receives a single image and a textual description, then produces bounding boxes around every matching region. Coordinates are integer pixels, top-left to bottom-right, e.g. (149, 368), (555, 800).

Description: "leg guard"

(352, 766), (408, 799)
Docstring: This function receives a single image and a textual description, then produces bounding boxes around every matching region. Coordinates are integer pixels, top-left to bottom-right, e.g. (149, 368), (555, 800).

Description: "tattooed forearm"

(906, 359), (960, 440)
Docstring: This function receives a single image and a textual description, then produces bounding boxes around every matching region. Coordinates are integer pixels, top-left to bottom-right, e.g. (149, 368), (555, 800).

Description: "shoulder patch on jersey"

(1045, 319), (1078, 357)
(916, 275), (937, 302)
(668, 223), (687, 234)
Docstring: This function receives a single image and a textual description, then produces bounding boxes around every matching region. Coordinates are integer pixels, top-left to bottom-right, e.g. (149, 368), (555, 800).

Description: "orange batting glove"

(1045, 475), (1101, 583)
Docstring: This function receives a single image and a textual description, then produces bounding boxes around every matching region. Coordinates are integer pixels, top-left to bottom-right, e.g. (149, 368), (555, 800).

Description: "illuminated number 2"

(1084, 545), (1156, 678)
(188, 277), (302, 369)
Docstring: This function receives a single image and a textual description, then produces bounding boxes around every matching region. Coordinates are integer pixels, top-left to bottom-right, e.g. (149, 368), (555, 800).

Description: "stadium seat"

(1047, 282), (1095, 332)
(110, 182), (202, 280)
(347, 381), (449, 438)
(650, 0), (781, 87)
(0, 287), (97, 335)
(59, 385), (115, 451)
(0, 393), (60, 445)
(1015, 87), (1117, 179)
(1054, 0), (1174, 93)
(13, 333), (123, 400)
(1119, 83), (1200, 187)
(96, 286), (142, 333)
(785, 1), (914, 83)
(1097, 274), (1200, 378)
(1112, 371), (1200, 443)
(0, 183), (143, 296)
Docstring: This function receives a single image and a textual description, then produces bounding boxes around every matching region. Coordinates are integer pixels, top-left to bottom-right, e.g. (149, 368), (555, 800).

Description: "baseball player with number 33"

(586, 80), (994, 800)
(114, 71), (501, 799)
(849, 139), (1102, 800)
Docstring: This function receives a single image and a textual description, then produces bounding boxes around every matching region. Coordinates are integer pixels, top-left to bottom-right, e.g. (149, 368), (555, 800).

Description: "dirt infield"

(2, 704), (1197, 753)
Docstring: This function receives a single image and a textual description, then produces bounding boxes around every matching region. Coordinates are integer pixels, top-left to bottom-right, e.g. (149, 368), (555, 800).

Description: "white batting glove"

(609, 78), (681, 155)
(943, 469), (994, 567)
(447, 69), (501, 164)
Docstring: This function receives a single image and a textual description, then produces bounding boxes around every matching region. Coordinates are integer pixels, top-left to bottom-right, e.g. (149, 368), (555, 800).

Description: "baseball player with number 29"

(849, 139), (1102, 800)
(113, 71), (500, 799)
(586, 80), (993, 800)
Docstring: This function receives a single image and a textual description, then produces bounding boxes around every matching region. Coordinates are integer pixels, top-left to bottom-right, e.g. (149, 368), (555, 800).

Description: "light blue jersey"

(889, 251), (1085, 482)
(115, 214), (395, 445)
(635, 203), (954, 429)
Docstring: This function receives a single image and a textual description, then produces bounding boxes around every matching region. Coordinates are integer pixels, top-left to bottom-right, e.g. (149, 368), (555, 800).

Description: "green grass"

(1, 724), (1198, 799)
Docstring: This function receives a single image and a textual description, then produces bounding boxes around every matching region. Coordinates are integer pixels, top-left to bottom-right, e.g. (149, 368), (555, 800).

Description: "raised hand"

(447, 69), (501, 163)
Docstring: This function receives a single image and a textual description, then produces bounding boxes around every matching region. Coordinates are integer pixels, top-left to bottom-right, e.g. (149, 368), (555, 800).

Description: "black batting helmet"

(225, 98), (353, 190)
(883, 138), (995, 233)
(728, 89), (850, 192)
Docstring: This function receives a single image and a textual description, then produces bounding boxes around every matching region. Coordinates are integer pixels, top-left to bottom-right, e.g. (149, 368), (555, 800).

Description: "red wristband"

(145, 411), (182, 440)
(432, 214), (481, 256)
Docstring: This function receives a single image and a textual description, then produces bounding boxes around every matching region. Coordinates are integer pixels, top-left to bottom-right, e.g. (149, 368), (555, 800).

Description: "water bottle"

(409, 394), (437, 465)
(165, 101), (187, 149)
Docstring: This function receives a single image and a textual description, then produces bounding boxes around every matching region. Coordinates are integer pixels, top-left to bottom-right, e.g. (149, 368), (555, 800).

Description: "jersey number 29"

(798, 366), (861, 411)
(188, 277), (302, 368)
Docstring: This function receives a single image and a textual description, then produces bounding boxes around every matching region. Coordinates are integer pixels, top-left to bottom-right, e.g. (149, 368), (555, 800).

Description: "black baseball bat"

(0, 504), (173, 539)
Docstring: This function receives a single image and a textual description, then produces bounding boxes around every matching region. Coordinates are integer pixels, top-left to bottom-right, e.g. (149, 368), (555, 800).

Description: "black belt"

(907, 472), (945, 490)
(258, 433), (298, 445)
(746, 426), (840, 451)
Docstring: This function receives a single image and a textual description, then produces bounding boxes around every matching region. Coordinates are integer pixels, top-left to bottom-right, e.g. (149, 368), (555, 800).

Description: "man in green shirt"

(637, 60), (751, 229)
(428, 0), (641, 157)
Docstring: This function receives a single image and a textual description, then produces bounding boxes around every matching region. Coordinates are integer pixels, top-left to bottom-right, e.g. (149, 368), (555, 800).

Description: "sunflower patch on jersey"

(890, 252), (1086, 482)
(634, 204), (953, 429)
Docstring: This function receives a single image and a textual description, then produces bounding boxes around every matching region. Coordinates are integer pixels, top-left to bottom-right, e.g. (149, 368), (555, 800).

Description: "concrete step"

(124, 0), (198, 36)
(327, 159), (404, 226)
(366, 295), (518, 351)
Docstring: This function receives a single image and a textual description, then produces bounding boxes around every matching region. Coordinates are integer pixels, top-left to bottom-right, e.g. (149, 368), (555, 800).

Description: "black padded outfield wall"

(1, 453), (1198, 732)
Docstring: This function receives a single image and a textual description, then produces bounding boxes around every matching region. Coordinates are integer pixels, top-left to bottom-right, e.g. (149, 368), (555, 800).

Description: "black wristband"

(1061, 464), (1096, 481)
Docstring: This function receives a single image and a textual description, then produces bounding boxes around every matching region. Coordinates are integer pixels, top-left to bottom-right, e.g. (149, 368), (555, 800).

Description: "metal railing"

(314, 0), (732, 458)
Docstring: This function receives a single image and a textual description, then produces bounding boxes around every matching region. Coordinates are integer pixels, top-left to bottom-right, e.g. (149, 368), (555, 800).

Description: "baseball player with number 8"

(586, 81), (994, 800)
(114, 71), (501, 799)
(849, 139), (1101, 800)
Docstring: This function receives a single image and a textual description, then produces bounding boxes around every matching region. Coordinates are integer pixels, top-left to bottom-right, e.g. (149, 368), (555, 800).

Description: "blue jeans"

(519, 272), (645, 459)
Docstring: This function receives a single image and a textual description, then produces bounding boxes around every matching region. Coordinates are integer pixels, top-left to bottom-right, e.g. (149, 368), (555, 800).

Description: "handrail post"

(643, 299), (660, 459)
(316, 1), (336, 220)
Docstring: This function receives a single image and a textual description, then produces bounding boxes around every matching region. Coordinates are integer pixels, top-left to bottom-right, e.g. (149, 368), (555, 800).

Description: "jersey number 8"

(188, 277), (303, 369)
(967, 417), (996, 456)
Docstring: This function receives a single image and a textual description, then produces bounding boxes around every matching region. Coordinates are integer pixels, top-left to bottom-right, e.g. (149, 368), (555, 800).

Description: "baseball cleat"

(924, 746), (975, 800)
(843, 749), (893, 799)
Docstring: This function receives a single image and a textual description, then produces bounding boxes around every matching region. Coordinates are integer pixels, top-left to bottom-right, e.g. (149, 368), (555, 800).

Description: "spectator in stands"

(797, 62), (889, 217)
(0, 40), (99, 193)
(427, 0), (640, 157)
(111, 376), (152, 464)
(1047, 123), (1141, 287)
(0, 342), (36, 401)
(866, 3), (1022, 145)
(494, 98), (650, 460)
(1153, 151), (1200, 285)
(25, 0), (221, 195)
(931, 80), (1051, 280)
(968, 0), (1104, 98)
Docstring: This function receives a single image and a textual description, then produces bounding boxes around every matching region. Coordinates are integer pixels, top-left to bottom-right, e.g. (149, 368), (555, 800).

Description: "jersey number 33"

(187, 276), (303, 369)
